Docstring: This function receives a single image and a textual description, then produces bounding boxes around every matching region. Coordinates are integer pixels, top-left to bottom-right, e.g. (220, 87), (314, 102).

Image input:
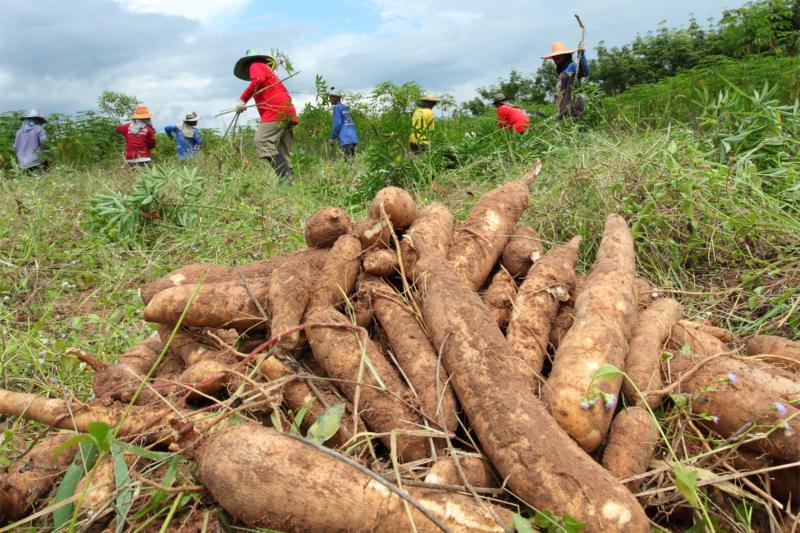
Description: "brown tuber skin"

(308, 233), (362, 310)
(368, 186), (418, 229)
(668, 353), (800, 461)
(0, 433), (78, 522)
(506, 237), (581, 374)
(633, 277), (656, 311)
(305, 306), (429, 461)
(447, 162), (540, 291)
(144, 278), (270, 331)
(415, 255), (649, 532)
(480, 268), (518, 329)
(746, 335), (800, 360)
(268, 262), (313, 350)
(157, 325), (218, 367)
(548, 273), (587, 350)
(87, 334), (163, 404)
(399, 203), (454, 276)
(601, 407), (660, 492)
(198, 424), (511, 532)
(360, 275), (460, 433)
(304, 207), (351, 249)
(424, 454), (499, 489)
(622, 298), (682, 408)
(353, 217), (393, 249)
(545, 215), (638, 452)
(363, 248), (400, 277)
(501, 226), (544, 278)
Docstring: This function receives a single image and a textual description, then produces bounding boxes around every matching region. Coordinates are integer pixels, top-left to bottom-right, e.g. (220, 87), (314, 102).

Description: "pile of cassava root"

(1, 159), (798, 532)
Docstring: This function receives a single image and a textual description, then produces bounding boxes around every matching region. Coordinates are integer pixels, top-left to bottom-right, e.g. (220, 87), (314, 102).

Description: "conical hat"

(234, 49), (277, 80)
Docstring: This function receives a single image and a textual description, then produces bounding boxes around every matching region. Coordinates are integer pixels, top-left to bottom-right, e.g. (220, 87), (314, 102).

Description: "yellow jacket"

(409, 107), (434, 144)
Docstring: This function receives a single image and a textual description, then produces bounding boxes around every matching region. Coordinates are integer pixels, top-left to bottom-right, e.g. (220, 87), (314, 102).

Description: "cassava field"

(0, 14), (799, 533)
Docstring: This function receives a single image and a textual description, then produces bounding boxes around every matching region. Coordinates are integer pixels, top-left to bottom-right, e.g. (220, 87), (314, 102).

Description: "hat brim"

(131, 113), (152, 119)
(234, 55), (276, 80)
(541, 49), (576, 59)
(22, 115), (46, 122)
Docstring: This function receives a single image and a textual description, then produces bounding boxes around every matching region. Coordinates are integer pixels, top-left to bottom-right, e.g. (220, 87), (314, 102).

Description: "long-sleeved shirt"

(13, 125), (47, 169)
(330, 102), (359, 146)
(116, 123), (156, 161)
(556, 54), (590, 119)
(164, 125), (203, 160)
(409, 107), (434, 145)
(240, 62), (298, 124)
(496, 104), (530, 133)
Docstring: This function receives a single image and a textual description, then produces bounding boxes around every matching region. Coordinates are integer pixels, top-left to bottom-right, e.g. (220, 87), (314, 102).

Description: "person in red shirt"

(491, 93), (530, 134)
(234, 49), (298, 180)
(116, 105), (156, 164)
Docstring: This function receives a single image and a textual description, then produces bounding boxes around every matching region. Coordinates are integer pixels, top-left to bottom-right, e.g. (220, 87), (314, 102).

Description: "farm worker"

(234, 49), (298, 180)
(542, 41), (590, 119)
(13, 109), (48, 170)
(327, 88), (359, 160)
(491, 93), (531, 133)
(116, 105), (156, 165)
(164, 112), (203, 161)
(409, 92), (439, 153)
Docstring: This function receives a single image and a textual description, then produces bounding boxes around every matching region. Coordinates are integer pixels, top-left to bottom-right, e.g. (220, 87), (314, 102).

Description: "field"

(0, 55), (798, 531)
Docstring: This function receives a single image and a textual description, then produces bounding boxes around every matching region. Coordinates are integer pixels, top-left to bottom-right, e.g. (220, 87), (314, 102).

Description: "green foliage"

(89, 165), (206, 241)
(305, 402), (346, 445)
(532, 510), (586, 532)
(97, 90), (140, 121)
(52, 442), (98, 530)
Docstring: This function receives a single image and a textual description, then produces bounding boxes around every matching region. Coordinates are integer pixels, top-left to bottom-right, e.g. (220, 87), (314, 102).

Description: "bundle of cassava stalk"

(1, 160), (798, 532)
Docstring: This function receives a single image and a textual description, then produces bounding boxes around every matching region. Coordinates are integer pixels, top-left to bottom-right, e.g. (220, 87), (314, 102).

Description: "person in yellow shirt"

(409, 92), (439, 153)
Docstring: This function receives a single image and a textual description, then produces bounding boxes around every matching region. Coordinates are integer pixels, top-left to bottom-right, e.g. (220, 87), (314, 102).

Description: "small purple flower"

(603, 393), (618, 412)
(726, 373), (737, 385)
(710, 415), (720, 425)
(580, 397), (598, 410)
(774, 402), (788, 416)
(782, 422), (793, 436)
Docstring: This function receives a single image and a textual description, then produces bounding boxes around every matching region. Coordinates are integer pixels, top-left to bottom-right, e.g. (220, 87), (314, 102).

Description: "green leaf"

(132, 456), (182, 520)
(53, 434), (95, 460)
(306, 403), (345, 445)
(290, 395), (316, 436)
(674, 466), (701, 508)
(114, 440), (171, 461)
(111, 442), (134, 533)
(592, 364), (623, 382)
(88, 421), (112, 454)
(52, 442), (98, 530)
(680, 343), (692, 355)
(512, 513), (536, 533)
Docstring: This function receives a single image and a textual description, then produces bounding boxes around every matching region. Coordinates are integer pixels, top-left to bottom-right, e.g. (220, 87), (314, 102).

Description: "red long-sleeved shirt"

(116, 123), (156, 160)
(240, 62), (298, 123)
(497, 104), (530, 133)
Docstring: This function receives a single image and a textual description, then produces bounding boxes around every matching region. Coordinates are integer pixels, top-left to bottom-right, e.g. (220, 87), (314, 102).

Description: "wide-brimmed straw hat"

(491, 93), (508, 105)
(420, 92), (440, 103)
(184, 111), (199, 122)
(234, 49), (277, 80)
(130, 105), (152, 119)
(22, 109), (46, 122)
(541, 41), (576, 59)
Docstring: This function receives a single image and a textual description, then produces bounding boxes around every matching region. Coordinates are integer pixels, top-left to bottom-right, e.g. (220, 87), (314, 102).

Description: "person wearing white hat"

(327, 88), (359, 160)
(165, 112), (204, 161)
(541, 41), (590, 119)
(13, 109), (48, 170)
(409, 92), (439, 153)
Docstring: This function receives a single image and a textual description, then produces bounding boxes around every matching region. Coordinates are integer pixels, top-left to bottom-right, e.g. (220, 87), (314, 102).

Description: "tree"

(96, 91), (140, 121)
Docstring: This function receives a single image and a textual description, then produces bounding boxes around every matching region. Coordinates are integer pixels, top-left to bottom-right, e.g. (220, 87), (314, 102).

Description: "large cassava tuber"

(545, 215), (638, 452)
(308, 233), (362, 309)
(424, 454), (499, 489)
(414, 255), (649, 532)
(0, 433), (78, 522)
(480, 268), (517, 329)
(368, 186), (418, 229)
(601, 407), (660, 491)
(447, 161), (540, 291)
(399, 202), (454, 275)
(363, 248), (400, 277)
(746, 335), (800, 360)
(82, 334), (163, 404)
(501, 226), (543, 278)
(359, 275), (459, 433)
(268, 261), (313, 350)
(197, 424), (512, 532)
(304, 306), (429, 461)
(353, 217), (393, 249)
(506, 237), (581, 374)
(304, 207), (351, 249)
(622, 298), (682, 408)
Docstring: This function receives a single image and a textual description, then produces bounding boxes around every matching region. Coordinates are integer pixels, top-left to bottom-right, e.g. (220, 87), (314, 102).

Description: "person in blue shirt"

(327, 88), (359, 160)
(541, 42), (590, 119)
(164, 112), (203, 160)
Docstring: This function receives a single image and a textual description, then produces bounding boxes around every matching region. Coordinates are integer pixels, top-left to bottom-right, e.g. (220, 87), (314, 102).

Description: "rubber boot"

(267, 154), (293, 182)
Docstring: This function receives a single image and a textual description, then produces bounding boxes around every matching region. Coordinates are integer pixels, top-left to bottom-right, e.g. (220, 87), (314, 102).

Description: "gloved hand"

(235, 100), (247, 113)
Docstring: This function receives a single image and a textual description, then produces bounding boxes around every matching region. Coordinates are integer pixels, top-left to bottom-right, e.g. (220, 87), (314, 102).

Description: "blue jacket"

(561, 54), (590, 78)
(330, 103), (359, 146)
(164, 125), (203, 160)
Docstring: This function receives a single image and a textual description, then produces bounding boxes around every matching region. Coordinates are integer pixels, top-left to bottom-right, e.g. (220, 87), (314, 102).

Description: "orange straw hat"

(130, 105), (152, 119)
(542, 42), (576, 59)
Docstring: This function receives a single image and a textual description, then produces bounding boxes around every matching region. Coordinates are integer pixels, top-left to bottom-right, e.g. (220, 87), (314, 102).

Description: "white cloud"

(110, 0), (249, 24)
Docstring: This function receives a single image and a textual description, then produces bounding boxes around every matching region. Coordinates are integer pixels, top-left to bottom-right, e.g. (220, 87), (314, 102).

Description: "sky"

(0, 0), (749, 130)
